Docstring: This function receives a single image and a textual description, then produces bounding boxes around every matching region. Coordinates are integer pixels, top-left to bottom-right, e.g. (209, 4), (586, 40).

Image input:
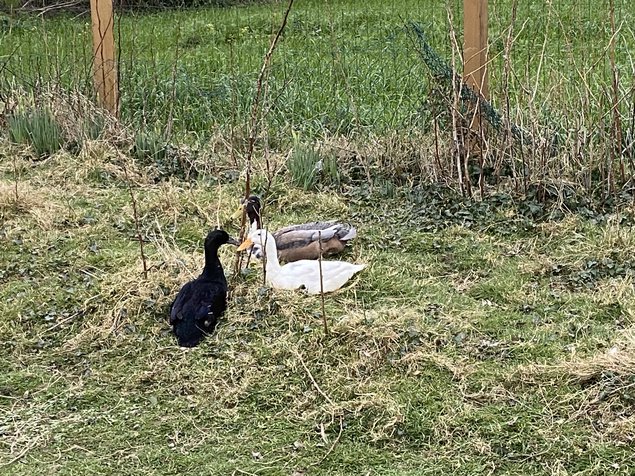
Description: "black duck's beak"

(227, 236), (240, 246)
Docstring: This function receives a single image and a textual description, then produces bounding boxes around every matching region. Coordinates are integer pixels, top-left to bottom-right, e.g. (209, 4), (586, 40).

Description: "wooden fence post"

(90, 0), (118, 116)
(463, 0), (488, 101)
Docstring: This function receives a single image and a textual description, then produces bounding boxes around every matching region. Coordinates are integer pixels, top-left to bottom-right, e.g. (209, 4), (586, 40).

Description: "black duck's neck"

(246, 198), (262, 229)
(203, 243), (223, 277)
(248, 210), (262, 229)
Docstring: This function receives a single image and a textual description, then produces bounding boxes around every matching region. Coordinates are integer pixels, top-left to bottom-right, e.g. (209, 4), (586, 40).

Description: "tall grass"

(1, 0), (634, 198)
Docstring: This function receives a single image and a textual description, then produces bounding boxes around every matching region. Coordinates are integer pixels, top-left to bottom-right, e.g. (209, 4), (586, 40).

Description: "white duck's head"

(236, 228), (278, 263)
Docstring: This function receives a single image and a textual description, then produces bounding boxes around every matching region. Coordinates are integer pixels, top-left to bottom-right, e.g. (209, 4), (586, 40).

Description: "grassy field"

(2, 140), (635, 475)
(2, 0), (635, 475)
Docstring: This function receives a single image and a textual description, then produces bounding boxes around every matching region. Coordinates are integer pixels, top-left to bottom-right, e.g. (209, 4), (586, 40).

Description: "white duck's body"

(233, 195), (357, 263)
(239, 229), (366, 294)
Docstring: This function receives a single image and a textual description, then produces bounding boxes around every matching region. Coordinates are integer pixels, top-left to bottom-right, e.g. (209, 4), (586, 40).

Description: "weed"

(83, 115), (106, 141)
(287, 141), (320, 190)
(133, 129), (168, 164)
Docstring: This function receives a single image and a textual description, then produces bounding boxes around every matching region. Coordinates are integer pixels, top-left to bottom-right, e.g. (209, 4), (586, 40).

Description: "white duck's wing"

(265, 260), (310, 290)
(275, 260), (365, 294)
(305, 261), (366, 293)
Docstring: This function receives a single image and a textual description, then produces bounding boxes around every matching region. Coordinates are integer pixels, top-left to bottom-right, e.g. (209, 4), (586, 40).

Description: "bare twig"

(228, 40), (239, 168)
(295, 350), (334, 406)
(22, 0), (85, 16)
(608, 0), (623, 187)
(502, 0), (523, 192)
(243, 0), (295, 201)
(317, 230), (328, 335)
(11, 150), (19, 203)
(121, 157), (148, 279)
(1, 435), (43, 468)
(44, 311), (81, 333)
(309, 415), (344, 467)
(446, 7), (468, 196)
(165, 19), (181, 144)
(233, 0), (295, 277)
(115, 0), (122, 117)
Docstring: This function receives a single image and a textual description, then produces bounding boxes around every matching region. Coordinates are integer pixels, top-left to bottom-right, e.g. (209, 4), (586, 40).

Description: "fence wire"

(1, 0), (634, 195)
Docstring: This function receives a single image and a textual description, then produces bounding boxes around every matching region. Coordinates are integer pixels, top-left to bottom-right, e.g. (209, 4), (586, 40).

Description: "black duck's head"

(205, 229), (239, 249)
(244, 195), (261, 215)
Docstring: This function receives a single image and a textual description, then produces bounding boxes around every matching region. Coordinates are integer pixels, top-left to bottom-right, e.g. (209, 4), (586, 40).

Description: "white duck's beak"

(236, 237), (254, 252)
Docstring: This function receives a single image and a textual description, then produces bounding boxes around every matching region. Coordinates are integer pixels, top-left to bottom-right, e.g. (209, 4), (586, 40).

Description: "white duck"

(237, 229), (366, 294)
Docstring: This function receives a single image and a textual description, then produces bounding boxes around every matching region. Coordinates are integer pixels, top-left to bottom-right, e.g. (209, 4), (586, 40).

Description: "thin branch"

(11, 150), (19, 203)
(233, 0), (295, 276)
(1, 435), (43, 468)
(295, 350), (334, 406)
(121, 157), (148, 279)
(165, 19), (181, 144)
(608, 0), (624, 186)
(243, 0), (295, 201)
(309, 415), (344, 468)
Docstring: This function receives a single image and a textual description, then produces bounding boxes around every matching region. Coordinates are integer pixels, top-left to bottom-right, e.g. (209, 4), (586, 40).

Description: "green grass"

(8, 108), (64, 156)
(2, 0), (633, 139)
(1, 144), (635, 475)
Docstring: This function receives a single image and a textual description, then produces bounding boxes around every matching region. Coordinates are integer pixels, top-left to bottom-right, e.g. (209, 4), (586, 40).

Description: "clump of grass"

(8, 108), (63, 157)
(133, 129), (168, 164)
(287, 141), (339, 190)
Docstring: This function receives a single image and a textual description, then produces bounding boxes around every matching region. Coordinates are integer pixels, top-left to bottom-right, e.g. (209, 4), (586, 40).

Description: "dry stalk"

(318, 230), (328, 335)
(233, 0), (295, 277)
(308, 415), (344, 468)
(608, 0), (624, 185)
(628, 88), (635, 179)
(243, 0), (295, 201)
(262, 226), (268, 288)
(11, 150), (20, 203)
(165, 19), (181, 144)
(120, 155), (148, 279)
(115, 0), (122, 118)
(447, 6), (468, 196)
(295, 350), (334, 406)
(1, 434), (44, 467)
(433, 116), (442, 181)
(228, 40), (239, 169)
(502, 0), (522, 192)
